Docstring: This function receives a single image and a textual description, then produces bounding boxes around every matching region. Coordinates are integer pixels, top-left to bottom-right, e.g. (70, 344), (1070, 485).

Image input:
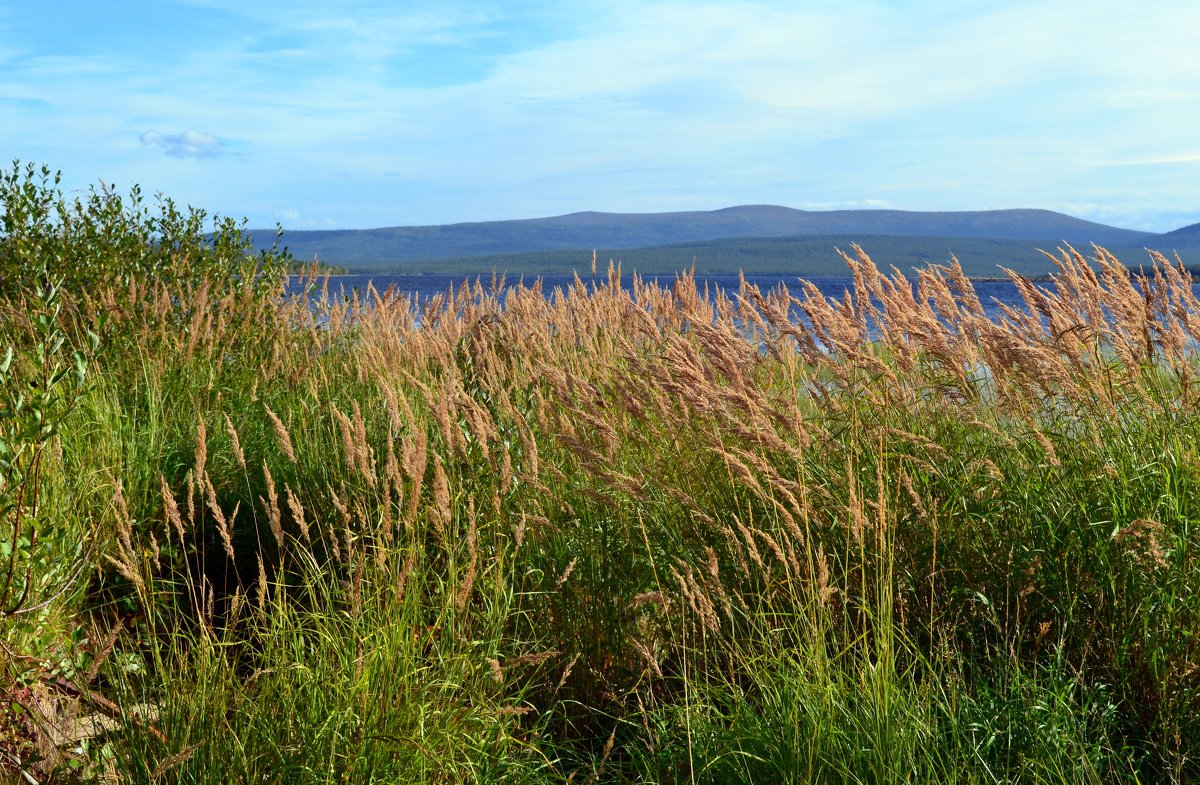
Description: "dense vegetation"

(4, 163), (1200, 783)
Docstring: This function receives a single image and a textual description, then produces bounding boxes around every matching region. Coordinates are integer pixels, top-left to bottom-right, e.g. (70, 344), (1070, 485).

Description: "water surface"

(290, 273), (1061, 324)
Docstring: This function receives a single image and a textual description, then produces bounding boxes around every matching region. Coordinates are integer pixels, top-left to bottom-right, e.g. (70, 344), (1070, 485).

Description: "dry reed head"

(223, 413), (247, 471)
(334, 406), (376, 487)
(1115, 518), (1170, 573)
(256, 553), (269, 613)
(284, 485), (310, 545)
(160, 475), (187, 545)
(203, 473), (236, 561)
(193, 246), (1200, 655)
(430, 455), (451, 538)
(264, 404), (296, 464)
(106, 482), (146, 596)
(194, 415), (207, 480)
(555, 556), (578, 590)
(83, 624), (122, 684)
(150, 744), (200, 780)
(455, 498), (478, 612)
(261, 462), (284, 550)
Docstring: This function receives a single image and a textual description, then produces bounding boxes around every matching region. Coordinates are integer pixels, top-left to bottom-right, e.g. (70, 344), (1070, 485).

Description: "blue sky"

(3, 1), (1199, 232)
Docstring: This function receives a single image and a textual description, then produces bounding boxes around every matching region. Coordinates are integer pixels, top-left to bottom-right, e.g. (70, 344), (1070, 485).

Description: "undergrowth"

(2, 163), (1198, 783)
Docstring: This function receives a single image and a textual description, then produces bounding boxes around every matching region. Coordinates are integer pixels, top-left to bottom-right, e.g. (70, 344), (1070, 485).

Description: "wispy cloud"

(140, 130), (224, 159)
(4, 0), (1200, 232)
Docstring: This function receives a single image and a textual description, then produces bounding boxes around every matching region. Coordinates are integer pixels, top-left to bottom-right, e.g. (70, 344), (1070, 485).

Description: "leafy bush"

(0, 161), (289, 299)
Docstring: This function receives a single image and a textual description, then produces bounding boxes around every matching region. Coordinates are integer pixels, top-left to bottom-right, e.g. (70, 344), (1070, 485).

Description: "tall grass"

(3, 166), (1199, 782)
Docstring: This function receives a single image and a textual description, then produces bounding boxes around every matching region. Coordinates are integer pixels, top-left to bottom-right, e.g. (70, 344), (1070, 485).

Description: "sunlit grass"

(3, 165), (1198, 782)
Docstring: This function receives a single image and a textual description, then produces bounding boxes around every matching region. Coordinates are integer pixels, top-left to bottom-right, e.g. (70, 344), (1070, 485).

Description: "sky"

(3, 0), (1200, 233)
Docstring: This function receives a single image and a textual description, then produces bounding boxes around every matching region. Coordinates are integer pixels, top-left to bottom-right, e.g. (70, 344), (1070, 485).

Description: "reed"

(3, 166), (1199, 781)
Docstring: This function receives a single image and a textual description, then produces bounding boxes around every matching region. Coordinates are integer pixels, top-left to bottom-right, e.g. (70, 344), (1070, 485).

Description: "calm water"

(291, 273), (1051, 324)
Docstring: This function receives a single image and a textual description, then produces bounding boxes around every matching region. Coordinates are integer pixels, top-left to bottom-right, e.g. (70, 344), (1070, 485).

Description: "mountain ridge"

(247, 204), (1194, 275)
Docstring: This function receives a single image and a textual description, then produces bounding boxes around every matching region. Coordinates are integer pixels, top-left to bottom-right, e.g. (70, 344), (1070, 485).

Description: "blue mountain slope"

(249, 205), (1159, 266)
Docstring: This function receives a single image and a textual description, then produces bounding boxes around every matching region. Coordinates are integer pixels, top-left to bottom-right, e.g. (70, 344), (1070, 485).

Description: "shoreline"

(300, 271), (1057, 282)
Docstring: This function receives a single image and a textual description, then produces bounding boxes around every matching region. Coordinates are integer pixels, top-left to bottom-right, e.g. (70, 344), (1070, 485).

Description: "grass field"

(4, 166), (1200, 783)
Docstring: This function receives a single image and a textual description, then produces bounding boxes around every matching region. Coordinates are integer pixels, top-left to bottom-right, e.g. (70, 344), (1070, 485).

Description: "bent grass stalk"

(6, 234), (1199, 782)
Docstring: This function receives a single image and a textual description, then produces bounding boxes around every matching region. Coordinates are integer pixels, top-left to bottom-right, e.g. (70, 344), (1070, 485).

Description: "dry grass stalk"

(148, 531), (161, 572)
(333, 408), (355, 477)
(334, 405), (377, 487)
(899, 469), (928, 522)
(150, 744), (200, 780)
(395, 547), (418, 605)
(185, 470), (196, 527)
(352, 403), (377, 485)
(430, 455), (451, 538)
(384, 439), (404, 506)
(227, 587), (246, 626)
(632, 639), (663, 679)
(669, 562), (719, 632)
(84, 625), (122, 683)
(431, 379), (458, 458)
(261, 463), (284, 550)
(329, 486), (352, 528)
(729, 518), (763, 574)
(1115, 518), (1170, 573)
(590, 727), (617, 784)
(264, 405), (296, 464)
(347, 551), (364, 620)
(160, 475), (187, 545)
(403, 421), (428, 528)
(512, 513), (527, 551)
(194, 415), (207, 480)
(1031, 427), (1061, 467)
(627, 591), (664, 614)
(718, 524), (751, 580)
(816, 546), (836, 606)
(106, 483), (146, 596)
(556, 653), (581, 692)
(256, 554), (269, 613)
(555, 557), (578, 590)
(846, 457), (866, 544)
(455, 499), (479, 612)
(508, 650), (560, 669)
(327, 518), (342, 563)
(203, 474), (236, 561)
(284, 486), (310, 545)
(223, 413), (246, 470)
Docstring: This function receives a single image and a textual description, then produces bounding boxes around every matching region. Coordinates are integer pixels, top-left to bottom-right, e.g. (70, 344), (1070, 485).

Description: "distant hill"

(249, 205), (1199, 276)
(1159, 222), (1200, 243)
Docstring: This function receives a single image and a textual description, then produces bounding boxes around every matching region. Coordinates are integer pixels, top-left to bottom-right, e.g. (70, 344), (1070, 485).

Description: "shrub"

(0, 160), (289, 299)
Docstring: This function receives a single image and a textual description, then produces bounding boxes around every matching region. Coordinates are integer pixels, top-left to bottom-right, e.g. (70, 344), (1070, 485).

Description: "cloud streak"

(140, 130), (224, 158)
(5, 1), (1200, 232)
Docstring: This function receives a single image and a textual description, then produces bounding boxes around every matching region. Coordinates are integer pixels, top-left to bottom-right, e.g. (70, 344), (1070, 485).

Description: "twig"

(2, 542), (94, 618)
(0, 748), (42, 785)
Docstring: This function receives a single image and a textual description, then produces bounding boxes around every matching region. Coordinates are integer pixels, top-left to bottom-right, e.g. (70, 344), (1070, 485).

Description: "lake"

(289, 272), (1067, 325)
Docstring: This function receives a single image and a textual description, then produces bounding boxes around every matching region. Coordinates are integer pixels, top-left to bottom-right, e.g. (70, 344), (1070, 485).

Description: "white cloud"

(1094, 153), (1200, 168)
(140, 130), (224, 159)
(8, 0), (1200, 230)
